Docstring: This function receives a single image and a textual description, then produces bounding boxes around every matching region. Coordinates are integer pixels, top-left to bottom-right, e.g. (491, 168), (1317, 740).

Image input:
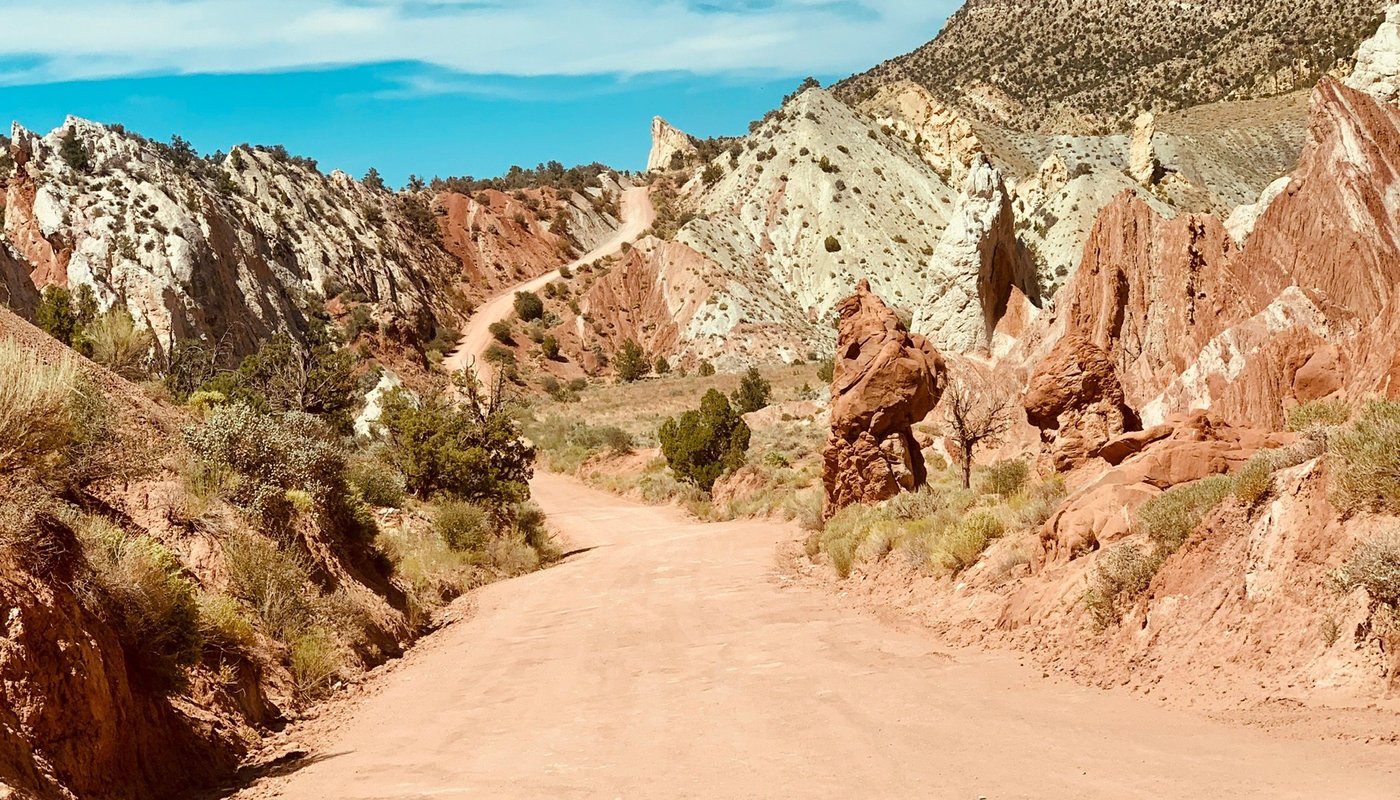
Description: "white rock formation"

(913, 156), (1036, 353)
(1348, 4), (1400, 104)
(856, 80), (985, 184)
(1127, 111), (1161, 185)
(354, 371), (403, 437)
(3, 116), (464, 355)
(1225, 176), (1291, 244)
(646, 117), (698, 172)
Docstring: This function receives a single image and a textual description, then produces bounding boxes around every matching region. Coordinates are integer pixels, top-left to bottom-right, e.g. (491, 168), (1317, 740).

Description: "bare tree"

(944, 374), (1015, 489)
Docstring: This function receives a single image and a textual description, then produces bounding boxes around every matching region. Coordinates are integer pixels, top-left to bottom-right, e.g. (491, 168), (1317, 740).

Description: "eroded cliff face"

(0, 119), (622, 366)
(1027, 79), (1400, 435)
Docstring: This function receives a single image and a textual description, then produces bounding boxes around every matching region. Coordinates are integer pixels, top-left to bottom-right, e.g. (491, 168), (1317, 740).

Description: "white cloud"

(0, 0), (957, 87)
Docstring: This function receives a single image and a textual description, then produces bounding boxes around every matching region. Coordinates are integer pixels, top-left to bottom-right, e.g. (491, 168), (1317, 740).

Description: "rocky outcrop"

(1347, 3), (1400, 104)
(1024, 333), (1140, 471)
(2, 118), (462, 357)
(435, 186), (616, 298)
(823, 281), (946, 518)
(1038, 410), (1292, 564)
(1127, 112), (1162, 185)
(1027, 79), (1400, 432)
(646, 117), (697, 173)
(915, 156), (1039, 353)
(0, 530), (238, 800)
(856, 81), (985, 184)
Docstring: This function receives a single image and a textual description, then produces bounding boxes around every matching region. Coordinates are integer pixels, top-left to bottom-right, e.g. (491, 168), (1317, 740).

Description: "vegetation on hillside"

(836, 0), (1385, 132)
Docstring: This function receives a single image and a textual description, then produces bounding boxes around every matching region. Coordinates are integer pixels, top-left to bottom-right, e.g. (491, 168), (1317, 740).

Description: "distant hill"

(835, 0), (1386, 133)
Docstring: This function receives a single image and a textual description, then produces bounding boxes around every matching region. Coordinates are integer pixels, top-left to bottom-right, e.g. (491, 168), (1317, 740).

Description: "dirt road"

(250, 474), (1398, 799)
(444, 186), (655, 383)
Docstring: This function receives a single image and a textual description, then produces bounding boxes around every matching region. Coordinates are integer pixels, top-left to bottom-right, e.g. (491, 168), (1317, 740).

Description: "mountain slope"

(837, 0), (1386, 133)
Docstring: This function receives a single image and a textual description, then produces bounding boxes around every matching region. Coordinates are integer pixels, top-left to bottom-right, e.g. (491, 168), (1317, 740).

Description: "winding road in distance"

(444, 185), (655, 384)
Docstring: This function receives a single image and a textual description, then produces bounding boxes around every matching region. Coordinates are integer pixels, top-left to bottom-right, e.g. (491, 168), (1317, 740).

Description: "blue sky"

(0, 1), (958, 185)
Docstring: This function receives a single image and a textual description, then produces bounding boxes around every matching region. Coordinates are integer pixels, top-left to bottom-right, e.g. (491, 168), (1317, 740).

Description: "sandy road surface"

(250, 473), (1398, 799)
(444, 186), (655, 383)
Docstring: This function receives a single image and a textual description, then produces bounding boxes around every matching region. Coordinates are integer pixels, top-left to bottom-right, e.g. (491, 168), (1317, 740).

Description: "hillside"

(1, 119), (622, 368)
(836, 0), (1386, 133)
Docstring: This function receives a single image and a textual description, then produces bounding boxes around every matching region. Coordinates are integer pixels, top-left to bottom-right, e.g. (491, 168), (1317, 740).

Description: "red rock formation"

(1024, 333), (1140, 471)
(1039, 79), (1400, 430)
(435, 188), (577, 301)
(823, 280), (947, 517)
(1038, 410), (1293, 564)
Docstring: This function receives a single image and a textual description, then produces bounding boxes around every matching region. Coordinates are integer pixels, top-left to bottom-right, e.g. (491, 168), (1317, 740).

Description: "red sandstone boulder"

(822, 280), (947, 518)
(1037, 411), (1293, 565)
(1024, 333), (1141, 471)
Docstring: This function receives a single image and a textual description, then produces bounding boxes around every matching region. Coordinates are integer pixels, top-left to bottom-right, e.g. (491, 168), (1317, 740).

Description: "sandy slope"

(243, 474), (1398, 799)
(444, 187), (655, 383)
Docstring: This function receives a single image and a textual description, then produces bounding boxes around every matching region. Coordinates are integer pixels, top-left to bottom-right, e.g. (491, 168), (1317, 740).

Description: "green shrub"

(184, 405), (364, 533)
(816, 358), (834, 383)
(86, 307), (155, 380)
(75, 514), (202, 691)
(824, 235), (841, 253)
(378, 379), (534, 506)
(0, 338), (77, 473)
(1286, 399), (1352, 432)
(979, 459), (1029, 499)
(198, 591), (257, 654)
(1083, 543), (1163, 629)
(614, 338), (650, 383)
(35, 285), (83, 348)
(489, 320), (514, 344)
(934, 511), (1005, 574)
(658, 389), (751, 491)
(434, 501), (492, 552)
(222, 532), (318, 639)
(1136, 474), (1234, 552)
(1332, 532), (1400, 607)
(698, 360), (716, 377)
(540, 335), (560, 361)
(347, 455), (406, 508)
(289, 627), (344, 700)
(731, 367), (772, 413)
(513, 291), (544, 322)
(654, 356), (671, 375)
(1329, 400), (1400, 514)
(1232, 452), (1276, 506)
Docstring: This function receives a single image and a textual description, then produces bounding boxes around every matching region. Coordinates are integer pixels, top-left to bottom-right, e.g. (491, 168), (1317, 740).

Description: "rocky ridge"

(836, 0), (1386, 133)
(0, 119), (621, 366)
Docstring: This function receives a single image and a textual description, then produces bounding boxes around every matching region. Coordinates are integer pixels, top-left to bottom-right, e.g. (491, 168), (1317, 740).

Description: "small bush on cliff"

(1083, 543), (1161, 629)
(698, 360), (716, 377)
(435, 501), (492, 552)
(74, 513), (202, 692)
(1333, 532), (1400, 608)
(658, 389), (750, 491)
(0, 339), (77, 473)
(184, 405), (375, 540)
(979, 459), (1029, 499)
(34, 285), (86, 349)
(1137, 474), (1234, 553)
(731, 367), (772, 414)
(59, 128), (91, 172)
(1329, 400), (1400, 515)
(1287, 399), (1352, 432)
(86, 307), (155, 380)
(824, 235), (841, 253)
(346, 455), (406, 508)
(614, 339), (650, 383)
(513, 291), (544, 322)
